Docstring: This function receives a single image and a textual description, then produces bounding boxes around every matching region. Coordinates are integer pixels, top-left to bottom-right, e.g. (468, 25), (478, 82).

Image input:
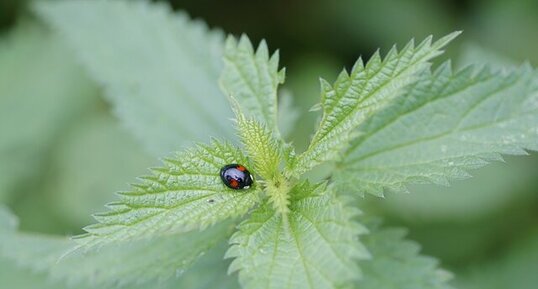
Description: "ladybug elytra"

(220, 164), (253, 190)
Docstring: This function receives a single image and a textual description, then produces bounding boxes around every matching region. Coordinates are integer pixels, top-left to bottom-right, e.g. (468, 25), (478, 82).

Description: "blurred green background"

(1, 0), (537, 288)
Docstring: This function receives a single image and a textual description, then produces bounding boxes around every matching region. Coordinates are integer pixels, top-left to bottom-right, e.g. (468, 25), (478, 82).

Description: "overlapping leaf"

(75, 140), (260, 249)
(0, 258), (84, 289)
(35, 0), (235, 156)
(293, 32), (460, 175)
(334, 63), (538, 196)
(0, 206), (238, 288)
(357, 221), (453, 289)
(44, 113), (154, 226)
(0, 21), (97, 200)
(220, 35), (286, 134)
(231, 99), (283, 180)
(277, 91), (300, 139)
(227, 182), (369, 289)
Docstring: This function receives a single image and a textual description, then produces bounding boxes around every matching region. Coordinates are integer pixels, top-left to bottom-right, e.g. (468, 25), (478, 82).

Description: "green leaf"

(0, 20), (97, 200)
(230, 97), (291, 215)
(334, 63), (538, 196)
(293, 32), (460, 176)
(35, 0), (235, 157)
(227, 182), (369, 289)
(44, 113), (154, 227)
(0, 206), (17, 233)
(458, 43), (517, 70)
(358, 220), (453, 289)
(231, 98), (283, 180)
(0, 258), (82, 289)
(220, 35), (286, 134)
(174, 241), (241, 289)
(278, 90), (300, 139)
(378, 154), (538, 222)
(0, 206), (238, 288)
(75, 140), (260, 249)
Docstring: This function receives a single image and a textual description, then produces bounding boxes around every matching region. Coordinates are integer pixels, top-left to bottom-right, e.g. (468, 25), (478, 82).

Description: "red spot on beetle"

(230, 179), (239, 188)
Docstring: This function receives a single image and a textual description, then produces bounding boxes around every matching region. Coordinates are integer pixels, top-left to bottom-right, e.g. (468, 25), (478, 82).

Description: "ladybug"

(220, 164), (253, 190)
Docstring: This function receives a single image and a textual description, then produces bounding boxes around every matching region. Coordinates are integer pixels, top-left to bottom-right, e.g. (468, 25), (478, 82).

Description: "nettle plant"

(2, 1), (537, 289)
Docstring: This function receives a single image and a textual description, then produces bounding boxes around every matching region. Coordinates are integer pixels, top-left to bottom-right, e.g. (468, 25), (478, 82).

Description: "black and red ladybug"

(220, 164), (253, 190)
